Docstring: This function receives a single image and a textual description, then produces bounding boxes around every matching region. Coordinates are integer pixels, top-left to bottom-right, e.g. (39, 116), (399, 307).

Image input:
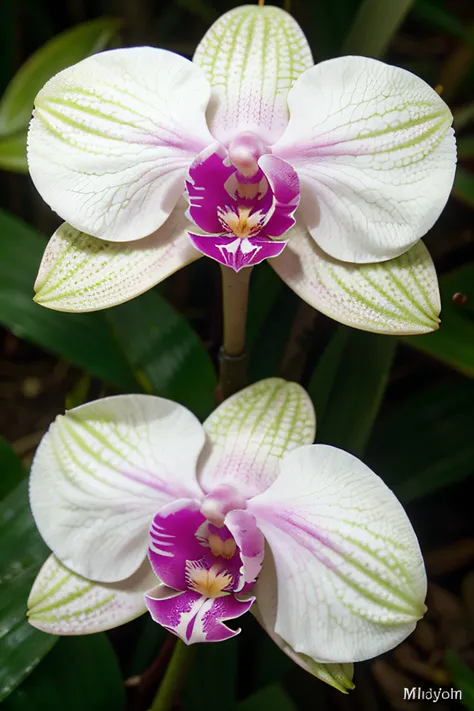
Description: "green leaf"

(106, 290), (216, 420)
(248, 284), (299, 382)
(2, 635), (126, 711)
(309, 326), (396, 456)
(405, 264), (474, 376)
(446, 652), (474, 710)
(367, 378), (474, 502)
(0, 438), (25, 499)
(0, 481), (57, 702)
(183, 638), (238, 711)
(0, 209), (216, 416)
(238, 684), (297, 711)
(0, 132), (27, 173)
(452, 167), (474, 209)
(343, 0), (414, 57)
(0, 18), (120, 137)
(0, 209), (138, 391)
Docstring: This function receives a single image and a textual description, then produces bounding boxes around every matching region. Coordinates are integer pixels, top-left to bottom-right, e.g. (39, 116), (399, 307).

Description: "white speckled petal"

(28, 555), (156, 634)
(271, 224), (440, 334)
(34, 202), (201, 312)
(250, 445), (427, 663)
(28, 47), (213, 241)
(30, 394), (205, 584)
(198, 378), (315, 497)
(273, 56), (456, 262)
(193, 5), (313, 145)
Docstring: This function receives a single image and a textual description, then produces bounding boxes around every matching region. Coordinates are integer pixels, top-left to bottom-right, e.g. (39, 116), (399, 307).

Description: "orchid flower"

(28, 379), (426, 693)
(27, 5), (455, 335)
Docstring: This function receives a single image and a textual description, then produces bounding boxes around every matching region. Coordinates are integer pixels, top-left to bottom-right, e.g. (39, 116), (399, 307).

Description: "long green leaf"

(2, 635), (125, 711)
(0, 18), (120, 137)
(405, 264), (474, 376)
(0, 438), (25, 499)
(106, 290), (216, 420)
(367, 378), (474, 502)
(309, 326), (396, 456)
(343, 0), (414, 57)
(0, 209), (216, 416)
(0, 132), (27, 173)
(0, 481), (57, 702)
(183, 638), (238, 711)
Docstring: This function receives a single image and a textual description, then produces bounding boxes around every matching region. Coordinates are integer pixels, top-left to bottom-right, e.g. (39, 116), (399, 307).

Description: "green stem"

(219, 265), (252, 399)
(147, 640), (196, 711)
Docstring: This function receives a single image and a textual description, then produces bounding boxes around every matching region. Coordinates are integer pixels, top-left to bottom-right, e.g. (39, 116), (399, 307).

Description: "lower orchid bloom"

(27, 5), (455, 336)
(28, 379), (426, 693)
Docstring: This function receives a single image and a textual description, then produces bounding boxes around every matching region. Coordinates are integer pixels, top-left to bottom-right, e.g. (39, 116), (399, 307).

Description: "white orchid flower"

(28, 379), (426, 692)
(27, 5), (455, 335)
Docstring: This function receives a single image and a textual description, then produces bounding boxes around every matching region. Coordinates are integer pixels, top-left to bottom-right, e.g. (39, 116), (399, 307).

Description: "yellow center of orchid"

(208, 533), (237, 559)
(186, 562), (233, 598)
(219, 206), (264, 239)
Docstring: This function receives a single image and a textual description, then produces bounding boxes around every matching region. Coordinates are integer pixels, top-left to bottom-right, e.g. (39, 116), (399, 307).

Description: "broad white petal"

(28, 47), (213, 241)
(271, 225), (440, 334)
(28, 555), (156, 634)
(273, 56), (456, 263)
(250, 445), (427, 663)
(30, 394), (205, 584)
(193, 6), (313, 145)
(34, 202), (201, 312)
(198, 378), (315, 497)
(253, 578), (354, 693)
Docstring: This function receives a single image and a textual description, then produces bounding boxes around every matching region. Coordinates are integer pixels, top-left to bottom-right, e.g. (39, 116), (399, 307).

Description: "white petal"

(193, 6), (313, 145)
(253, 579), (354, 693)
(198, 378), (315, 497)
(28, 47), (213, 242)
(30, 394), (205, 584)
(273, 56), (456, 263)
(28, 555), (156, 634)
(34, 202), (201, 312)
(250, 445), (427, 663)
(271, 225), (440, 334)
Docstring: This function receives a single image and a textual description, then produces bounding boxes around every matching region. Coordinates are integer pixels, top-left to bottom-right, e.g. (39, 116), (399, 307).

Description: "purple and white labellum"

(145, 498), (264, 643)
(185, 135), (300, 271)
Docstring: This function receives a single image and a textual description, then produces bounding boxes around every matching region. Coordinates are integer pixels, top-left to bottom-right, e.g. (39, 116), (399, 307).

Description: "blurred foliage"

(0, 0), (473, 709)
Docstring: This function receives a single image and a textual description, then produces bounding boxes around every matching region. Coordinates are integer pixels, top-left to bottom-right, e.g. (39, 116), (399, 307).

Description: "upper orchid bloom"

(28, 5), (455, 336)
(28, 379), (426, 692)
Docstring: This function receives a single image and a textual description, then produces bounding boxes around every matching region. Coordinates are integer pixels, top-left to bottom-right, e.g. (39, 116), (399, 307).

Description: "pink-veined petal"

(34, 201), (201, 312)
(197, 378), (315, 498)
(249, 445), (427, 663)
(28, 47), (213, 242)
(28, 555), (156, 635)
(193, 6), (313, 145)
(145, 585), (254, 643)
(273, 56), (456, 263)
(271, 223), (441, 334)
(30, 394), (205, 584)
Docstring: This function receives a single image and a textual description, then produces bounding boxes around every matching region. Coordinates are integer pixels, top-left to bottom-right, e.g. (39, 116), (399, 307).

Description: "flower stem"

(147, 639), (195, 711)
(219, 265), (252, 400)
